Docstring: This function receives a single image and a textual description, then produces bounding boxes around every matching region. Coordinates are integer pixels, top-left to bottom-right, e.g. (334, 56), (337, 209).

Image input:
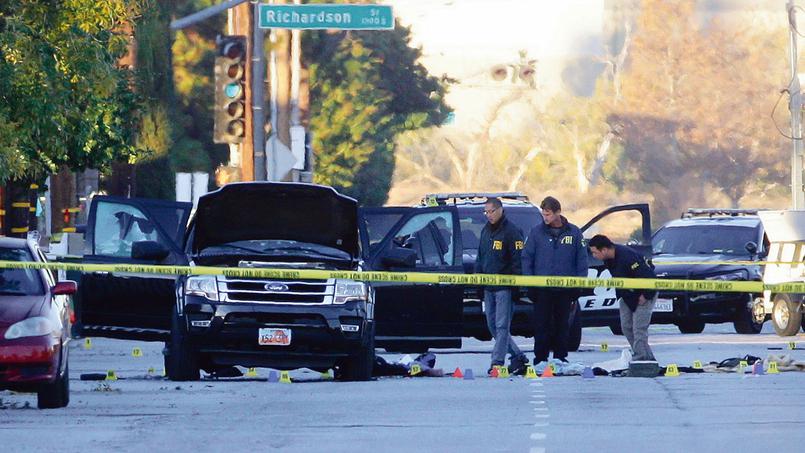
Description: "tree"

(394, 91), (544, 198)
(0, 0), (140, 185)
(304, 23), (451, 206)
(613, 0), (789, 221)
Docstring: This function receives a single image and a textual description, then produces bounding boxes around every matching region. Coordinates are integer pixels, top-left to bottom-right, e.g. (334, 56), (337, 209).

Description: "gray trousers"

(619, 296), (656, 361)
(484, 289), (523, 365)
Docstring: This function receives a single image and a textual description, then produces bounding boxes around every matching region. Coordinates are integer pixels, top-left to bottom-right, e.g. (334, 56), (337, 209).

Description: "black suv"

(421, 193), (652, 349)
(651, 209), (767, 334)
(75, 182), (465, 381)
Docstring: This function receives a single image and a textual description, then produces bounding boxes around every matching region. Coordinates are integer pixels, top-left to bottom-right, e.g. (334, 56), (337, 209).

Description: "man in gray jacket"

(522, 196), (587, 365)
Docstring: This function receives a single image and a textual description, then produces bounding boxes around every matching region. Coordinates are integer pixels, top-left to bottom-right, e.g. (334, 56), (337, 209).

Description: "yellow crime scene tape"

(3, 260), (805, 293)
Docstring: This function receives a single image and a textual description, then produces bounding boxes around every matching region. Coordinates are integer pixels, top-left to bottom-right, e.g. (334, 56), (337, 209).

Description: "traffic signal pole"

(252, 2), (268, 181)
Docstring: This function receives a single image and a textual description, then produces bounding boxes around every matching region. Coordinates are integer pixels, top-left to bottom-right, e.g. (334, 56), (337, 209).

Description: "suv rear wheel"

(676, 319), (705, 334)
(772, 294), (802, 336)
(733, 296), (764, 334)
(167, 309), (200, 381)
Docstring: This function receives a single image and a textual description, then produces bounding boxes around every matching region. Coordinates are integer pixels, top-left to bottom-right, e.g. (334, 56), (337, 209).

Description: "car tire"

(733, 297), (764, 334)
(167, 309), (200, 381)
(567, 304), (582, 352)
(772, 294), (802, 337)
(38, 358), (69, 409)
(609, 322), (623, 336)
(338, 323), (375, 382)
(676, 319), (705, 334)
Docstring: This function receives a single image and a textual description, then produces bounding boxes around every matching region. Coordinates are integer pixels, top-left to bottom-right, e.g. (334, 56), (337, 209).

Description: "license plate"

(258, 328), (292, 346)
(654, 298), (673, 313)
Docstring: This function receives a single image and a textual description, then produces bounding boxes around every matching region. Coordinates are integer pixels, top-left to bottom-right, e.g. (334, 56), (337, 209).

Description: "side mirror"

(52, 280), (77, 296)
(132, 241), (170, 261)
(381, 247), (418, 268)
(745, 241), (758, 255)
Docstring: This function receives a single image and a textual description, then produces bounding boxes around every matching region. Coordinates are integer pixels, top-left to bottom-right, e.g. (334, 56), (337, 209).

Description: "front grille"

(225, 312), (328, 327)
(218, 277), (335, 304)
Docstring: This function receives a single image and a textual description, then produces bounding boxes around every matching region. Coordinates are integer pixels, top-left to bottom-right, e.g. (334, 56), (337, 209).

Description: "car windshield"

(459, 208), (541, 251)
(652, 225), (758, 256)
(0, 247), (44, 296)
(199, 240), (352, 260)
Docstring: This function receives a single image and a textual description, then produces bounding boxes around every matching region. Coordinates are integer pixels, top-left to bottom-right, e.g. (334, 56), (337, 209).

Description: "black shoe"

(487, 364), (503, 376)
(508, 359), (528, 376)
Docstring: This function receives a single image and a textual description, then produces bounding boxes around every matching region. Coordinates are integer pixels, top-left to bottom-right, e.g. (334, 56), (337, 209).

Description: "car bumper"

(0, 336), (60, 389)
(651, 291), (753, 323)
(183, 296), (370, 370)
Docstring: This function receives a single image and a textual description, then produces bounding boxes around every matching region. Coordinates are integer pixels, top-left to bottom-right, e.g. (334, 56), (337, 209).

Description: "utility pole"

(788, 0), (805, 209)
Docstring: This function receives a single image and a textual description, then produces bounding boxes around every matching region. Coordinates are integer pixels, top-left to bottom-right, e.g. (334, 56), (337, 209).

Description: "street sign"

(258, 4), (393, 30)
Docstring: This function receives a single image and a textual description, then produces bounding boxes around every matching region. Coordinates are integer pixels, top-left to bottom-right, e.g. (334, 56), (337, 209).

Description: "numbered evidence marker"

(246, 367), (258, 377)
(789, 342), (797, 350)
(132, 347), (143, 357)
(83, 338), (92, 350)
(767, 361), (780, 374)
(498, 366), (510, 378)
(738, 360), (749, 374)
(600, 343), (609, 352)
(409, 363), (422, 376)
(692, 360), (703, 369)
(525, 366), (539, 379)
(279, 371), (292, 384)
(106, 370), (118, 381)
(664, 364), (680, 377)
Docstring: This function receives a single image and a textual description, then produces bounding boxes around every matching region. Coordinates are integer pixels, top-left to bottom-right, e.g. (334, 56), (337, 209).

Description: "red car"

(0, 237), (75, 409)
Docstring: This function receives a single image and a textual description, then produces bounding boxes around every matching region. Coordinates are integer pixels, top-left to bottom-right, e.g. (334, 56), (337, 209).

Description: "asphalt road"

(2, 323), (804, 453)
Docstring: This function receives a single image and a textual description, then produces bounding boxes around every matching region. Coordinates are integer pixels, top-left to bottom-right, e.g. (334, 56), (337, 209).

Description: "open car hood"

(191, 182), (359, 258)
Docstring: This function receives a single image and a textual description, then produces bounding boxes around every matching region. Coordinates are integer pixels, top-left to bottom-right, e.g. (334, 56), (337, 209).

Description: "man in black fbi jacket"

(588, 234), (658, 361)
(475, 197), (529, 375)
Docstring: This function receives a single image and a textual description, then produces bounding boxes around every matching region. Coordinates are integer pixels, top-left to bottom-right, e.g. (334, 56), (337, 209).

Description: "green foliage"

(0, 0), (139, 184)
(305, 21), (451, 206)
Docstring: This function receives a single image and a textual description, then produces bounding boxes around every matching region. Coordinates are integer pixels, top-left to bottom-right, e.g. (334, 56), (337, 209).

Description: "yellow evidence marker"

(106, 370), (118, 381)
(664, 364), (680, 377)
(525, 366), (538, 379)
(132, 347), (143, 357)
(600, 343), (609, 352)
(83, 338), (92, 350)
(767, 361), (780, 374)
(410, 364), (422, 376)
(246, 367), (258, 377)
(280, 371), (292, 383)
(692, 360), (703, 369)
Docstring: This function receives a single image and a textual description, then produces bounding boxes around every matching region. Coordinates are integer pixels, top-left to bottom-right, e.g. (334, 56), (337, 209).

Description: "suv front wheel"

(337, 323), (375, 381)
(166, 309), (200, 381)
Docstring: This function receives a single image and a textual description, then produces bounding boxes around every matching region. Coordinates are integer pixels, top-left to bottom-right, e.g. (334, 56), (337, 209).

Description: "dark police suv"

(76, 182), (464, 381)
(421, 193), (652, 348)
(650, 209), (767, 334)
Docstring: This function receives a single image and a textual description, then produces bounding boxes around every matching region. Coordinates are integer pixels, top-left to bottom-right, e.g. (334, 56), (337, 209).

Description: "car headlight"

(185, 275), (219, 301)
(334, 280), (367, 304)
(4, 317), (54, 340)
(705, 270), (746, 281)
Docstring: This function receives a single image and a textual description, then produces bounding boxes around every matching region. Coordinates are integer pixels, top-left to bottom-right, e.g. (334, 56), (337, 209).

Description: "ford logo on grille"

(266, 283), (289, 292)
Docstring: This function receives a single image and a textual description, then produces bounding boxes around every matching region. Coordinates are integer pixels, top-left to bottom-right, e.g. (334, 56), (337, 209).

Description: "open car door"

(576, 203), (652, 328)
(79, 196), (191, 341)
(360, 206), (464, 352)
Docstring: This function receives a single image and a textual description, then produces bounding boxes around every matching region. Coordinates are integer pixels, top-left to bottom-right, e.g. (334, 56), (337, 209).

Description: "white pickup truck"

(756, 210), (805, 336)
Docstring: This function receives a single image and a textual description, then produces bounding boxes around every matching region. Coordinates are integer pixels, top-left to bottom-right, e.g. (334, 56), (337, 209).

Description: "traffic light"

(214, 35), (247, 144)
